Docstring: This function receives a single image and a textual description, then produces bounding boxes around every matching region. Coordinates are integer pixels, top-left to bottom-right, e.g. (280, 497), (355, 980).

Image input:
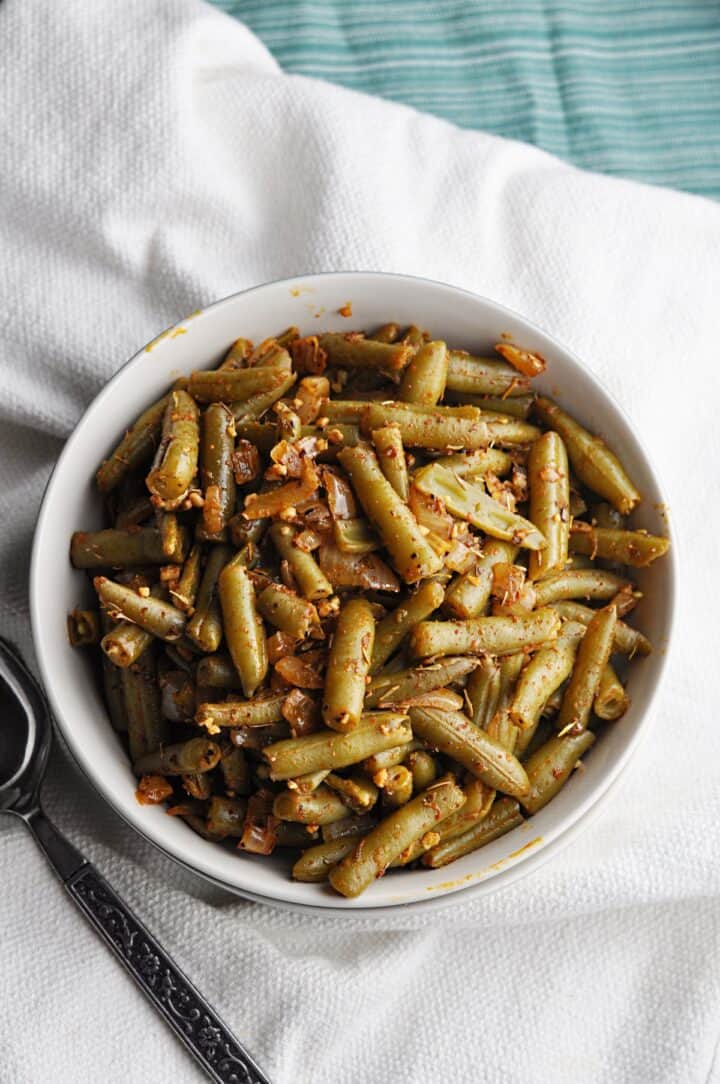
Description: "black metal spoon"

(0, 636), (271, 1084)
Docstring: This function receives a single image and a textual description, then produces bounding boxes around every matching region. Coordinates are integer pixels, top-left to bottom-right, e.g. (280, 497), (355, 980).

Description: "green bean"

(412, 608), (561, 659)
(168, 544), (202, 613)
(557, 606), (617, 733)
(219, 336), (253, 370)
(71, 527), (183, 569)
(371, 425), (409, 499)
(362, 742), (417, 775)
(515, 716), (554, 761)
(181, 772), (213, 801)
(287, 769), (330, 795)
(393, 776), (497, 867)
(484, 653), (525, 753)
(114, 486), (154, 528)
(333, 517), (380, 555)
(318, 333), (412, 373)
(218, 552), (268, 698)
(194, 654), (240, 689)
(569, 525), (670, 567)
(591, 502), (625, 529)
(324, 400), (479, 424)
(196, 691), (286, 731)
(206, 796), (248, 838)
(257, 583), (321, 640)
(96, 395), (168, 493)
(197, 403), (236, 541)
(509, 622), (586, 731)
(399, 340), (448, 405)
(338, 444), (442, 584)
(187, 366), (288, 404)
(409, 708), (529, 798)
(100, 614), (128, 731)
(219, 746), (252, 795)
(445, 391), (535, 419)
(532, 569), (632, 607)
(263, 712), (411, 780)
(521, 730), (596, 814)
(527, 431), (570, 580)
(185, 544), (232, 652)
(370, 580), (445, 673)
(533, 397), (641, 515)
(443, 539), (518, 619)
(232, 372), (295, 422)
(122, 647), (165, 761)
(94, 577), (187, 642)
(325, 773), (379, 813)
(428, 448), (514, 479)
(380, 765), (413, 808)
(273, 784), (350, 825)
(276, 823), (320, 848)
(366, 656), (477, 708)
(328, 777), (466, 897)
(322, 812), (379, 842)
(423, 797), (523, 867)
(413, 463), (545, 550)
(405, 750), (438, 792)
(133, 736), (221, 776)
(401, 325), (429, 348)
(364, 402), (490, 451)
(322, 598), (375, 731)
(371, 323), (401, 344)
(446, 351), (531, 397)
(292, 838), (360, 882)
(101, 619), (153, 668)
(270, 523), (333, 600)
(67, 609), (101, 647)
(146, 390), (200, 509)
(595, 663), (629, 721)
(479, 414), (541, 445)
(466, 656), (502, 728)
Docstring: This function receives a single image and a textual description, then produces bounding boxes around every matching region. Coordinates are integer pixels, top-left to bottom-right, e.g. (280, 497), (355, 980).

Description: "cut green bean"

(270, 523), (333, 600)
(257, 583), (321, 640)
(207, 796), (248, 838)
(71, 527), (185, 569)
(198, 403), (236, 540)
(532, 569), (631, 608)
(409, 707), (529, 798)
(509, 621), (586, 731)
(521, 730), (596, 814)
(380, 765), (413, 808)
(123, 647), (166, 761)
(338, 444), (443, 583)
(413, 463), (545, 550)
(371, 425), (409, 499)
(187, 366), (288, 404)
(96, 395), (168, 494)
(364, 402), (490, 451)
(220, 747), (252, 795)
(292, 838), (360, 882)
(67, 609), (101, 647)
(533, 397), (641, 515)
(595, 663), (629, 721)
(101, 619), (153, 668)
(556, 606), (617, 733)
(169, 544), (202, 613)
(527, 431), (570, 580)
(100, 614), (128, 731)
(466, 656), (502, 728)
(445, 391), (535, 419)
(443, 539), (518, 619)
(423, 797), (523, 867)
(273, 785), (350, 825)
(428, 448), (514, 479)
(411, 608), (561, 659)
(398, 340), (448, 405)
(328, 777), (466, 897)
(94, 577), (186, 642)
(333, 517), (380, 555)
(319, 333), (412, 373)
(196, 691), (287, 732)
(218, 552), (268, 698)
(185, 544), (231, 653)
(263, 712), (411, 780)
(446, 351), (531, 397)
(133, 736), (221, 776)
(321, 812), (379, 843)
(324, 773), (379, 813)
(146, 390), (200, 509)
(322, 598), (375, 731)
(569, 524), (670, 567)
(404, 751), (438, 793)
(365, 656), (477, 708)
(370, 580), (445, 673)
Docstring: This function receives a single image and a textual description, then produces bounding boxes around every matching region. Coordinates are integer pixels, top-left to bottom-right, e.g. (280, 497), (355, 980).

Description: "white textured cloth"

(1, 2), (719, 1082)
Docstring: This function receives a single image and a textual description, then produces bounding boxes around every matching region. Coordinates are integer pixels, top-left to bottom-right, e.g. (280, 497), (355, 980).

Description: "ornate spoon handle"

(26, 808), (271, 1084)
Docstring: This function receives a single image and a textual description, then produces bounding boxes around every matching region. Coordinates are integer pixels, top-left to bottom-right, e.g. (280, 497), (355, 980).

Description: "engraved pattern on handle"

(67, 866), (270, 1084)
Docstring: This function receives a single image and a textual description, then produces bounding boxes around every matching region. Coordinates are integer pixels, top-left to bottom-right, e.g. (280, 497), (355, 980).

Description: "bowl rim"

(30, 270), (677, 913)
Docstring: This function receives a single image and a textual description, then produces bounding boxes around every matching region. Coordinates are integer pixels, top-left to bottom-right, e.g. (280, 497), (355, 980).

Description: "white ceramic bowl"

(31, 272), (675, 914)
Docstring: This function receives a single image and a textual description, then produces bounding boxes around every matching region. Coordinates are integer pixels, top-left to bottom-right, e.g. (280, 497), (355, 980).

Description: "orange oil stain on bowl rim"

(426, 836), (543, 892)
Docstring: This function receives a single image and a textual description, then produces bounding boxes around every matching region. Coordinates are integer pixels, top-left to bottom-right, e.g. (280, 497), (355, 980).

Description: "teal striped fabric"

(210, 0), (720, 199)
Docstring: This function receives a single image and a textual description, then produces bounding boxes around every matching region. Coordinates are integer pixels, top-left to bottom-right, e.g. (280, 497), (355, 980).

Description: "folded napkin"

(1, 2), (719, 1082)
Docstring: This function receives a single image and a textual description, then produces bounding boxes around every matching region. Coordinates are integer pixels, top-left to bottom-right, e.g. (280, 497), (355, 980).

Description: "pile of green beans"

(69, 320), (670, 898)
